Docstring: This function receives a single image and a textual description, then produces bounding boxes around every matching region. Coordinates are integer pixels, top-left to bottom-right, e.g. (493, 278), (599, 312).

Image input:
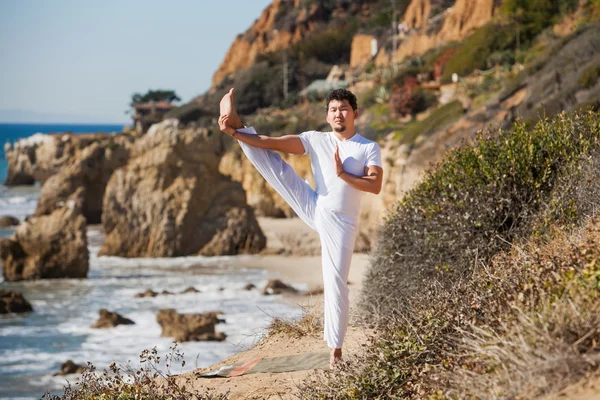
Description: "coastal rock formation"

(0, 216), (20, 227)
(54, 360), (88, 376)
(0, 194), (89, 281)
(35, 137), (131, 224)
(4, 132), (124, 186)
(156, 309), (226, 342)
(90, 309), (135, 329)
(100, 120), (266, 257)
(0, 289), (33, 314)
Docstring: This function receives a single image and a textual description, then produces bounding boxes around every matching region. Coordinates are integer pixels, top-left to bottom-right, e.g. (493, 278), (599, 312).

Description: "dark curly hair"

(325, 88), (358, 111)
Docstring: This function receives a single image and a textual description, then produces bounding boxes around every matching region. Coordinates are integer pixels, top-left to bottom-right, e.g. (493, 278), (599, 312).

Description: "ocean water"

(0, 124), (303, 399)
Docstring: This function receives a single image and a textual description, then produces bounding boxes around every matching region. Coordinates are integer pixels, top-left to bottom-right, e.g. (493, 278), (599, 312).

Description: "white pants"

(237, 128), (358, 349)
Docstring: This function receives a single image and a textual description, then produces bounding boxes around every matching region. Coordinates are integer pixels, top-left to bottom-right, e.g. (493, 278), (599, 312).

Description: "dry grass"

(267, 305), (323, 339)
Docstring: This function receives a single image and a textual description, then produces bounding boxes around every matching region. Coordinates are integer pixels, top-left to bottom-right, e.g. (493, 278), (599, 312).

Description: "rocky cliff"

(375, 0), (498, 67)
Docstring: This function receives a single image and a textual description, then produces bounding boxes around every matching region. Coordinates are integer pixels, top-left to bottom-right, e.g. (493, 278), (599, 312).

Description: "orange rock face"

(374, 0), (498, 68)
(211, 0), (319, 88)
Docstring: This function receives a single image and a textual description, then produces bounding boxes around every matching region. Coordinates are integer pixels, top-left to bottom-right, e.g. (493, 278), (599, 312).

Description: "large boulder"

(99, 120), (266, 257)
(0, 193), (89, 281)
(35, 137), (131, 224)
(0, 289), (33, 313)
(156, 309), (226, 342)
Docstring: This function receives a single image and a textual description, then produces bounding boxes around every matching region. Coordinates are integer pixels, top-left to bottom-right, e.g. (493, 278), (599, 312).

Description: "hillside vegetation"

(299, 110), (600, 398)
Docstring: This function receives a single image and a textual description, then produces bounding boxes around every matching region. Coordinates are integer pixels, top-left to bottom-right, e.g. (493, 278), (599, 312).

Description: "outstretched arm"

(334, 147), (383, 194)
(219, 115), (305, 155)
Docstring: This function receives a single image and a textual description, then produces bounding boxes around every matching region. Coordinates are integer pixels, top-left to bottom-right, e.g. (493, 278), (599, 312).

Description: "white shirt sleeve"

(297, 131), (314, 156)
(365, 143), (382, 168)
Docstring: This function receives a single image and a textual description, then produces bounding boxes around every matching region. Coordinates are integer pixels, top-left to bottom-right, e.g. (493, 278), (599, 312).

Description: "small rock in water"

(134, 289), (158, 298)
(53, 360), (88, 376)
(181, 286), (200, 294)
(243, 283), (256, 291)
(91, 309), (135, 328)
(0, 216), (20, 228)
(0, 290), (33, 314)
(160, 290), (174, 296)
(156, 309), (226, 342)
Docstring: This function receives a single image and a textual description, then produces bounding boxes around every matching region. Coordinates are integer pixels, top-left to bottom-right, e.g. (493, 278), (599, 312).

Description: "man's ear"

(354, 110), (358, 119)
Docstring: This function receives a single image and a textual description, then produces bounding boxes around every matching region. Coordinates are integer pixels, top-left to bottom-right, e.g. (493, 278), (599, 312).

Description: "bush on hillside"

(364, 110), (600, 316)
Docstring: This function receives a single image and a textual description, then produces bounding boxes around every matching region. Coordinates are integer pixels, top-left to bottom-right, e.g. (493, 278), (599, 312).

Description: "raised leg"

(219, 88), (318, 230)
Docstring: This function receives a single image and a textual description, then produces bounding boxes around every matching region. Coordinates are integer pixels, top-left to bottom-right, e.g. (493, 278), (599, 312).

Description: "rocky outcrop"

(212, 0), (316, 87)
(219, 147), (313, 218)
(156, 309), (226, 342)
(0, 216), (20, 227)
(0, 290), (33, 313)
(100, 119), (266, 257)
(53, 360), (88, 376)
(0, 194), (89, 281)
(211, 0), (369, 88)
(35, 137), (131, 224)
(374, 0), (497, 68)
(4, 132), (124, 186)
(91, 309), (135, 328)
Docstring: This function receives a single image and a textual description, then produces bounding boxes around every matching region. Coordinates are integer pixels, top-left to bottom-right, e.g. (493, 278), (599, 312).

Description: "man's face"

(326, 99), (358, 134)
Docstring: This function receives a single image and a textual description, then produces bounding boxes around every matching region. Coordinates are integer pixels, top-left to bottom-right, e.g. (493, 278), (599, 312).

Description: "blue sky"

(0, 0), (272, 123)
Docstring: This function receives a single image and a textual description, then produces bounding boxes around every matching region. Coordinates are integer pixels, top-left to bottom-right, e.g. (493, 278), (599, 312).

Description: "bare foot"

(219, 88), (243, 129)
(330, 348), (342, 369)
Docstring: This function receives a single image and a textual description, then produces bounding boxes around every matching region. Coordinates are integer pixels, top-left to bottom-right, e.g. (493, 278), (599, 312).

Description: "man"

(219, 88), (383, 367)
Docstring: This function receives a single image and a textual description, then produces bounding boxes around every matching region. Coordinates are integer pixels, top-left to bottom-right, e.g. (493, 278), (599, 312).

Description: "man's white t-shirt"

(298, 131), (382, 217)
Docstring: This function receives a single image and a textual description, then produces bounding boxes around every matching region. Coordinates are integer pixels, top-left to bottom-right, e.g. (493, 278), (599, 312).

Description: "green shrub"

(364, 110), (600, 317)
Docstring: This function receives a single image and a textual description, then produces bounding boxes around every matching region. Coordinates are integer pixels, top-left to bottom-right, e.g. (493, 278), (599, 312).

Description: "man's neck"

(332, 130), (356, 141)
